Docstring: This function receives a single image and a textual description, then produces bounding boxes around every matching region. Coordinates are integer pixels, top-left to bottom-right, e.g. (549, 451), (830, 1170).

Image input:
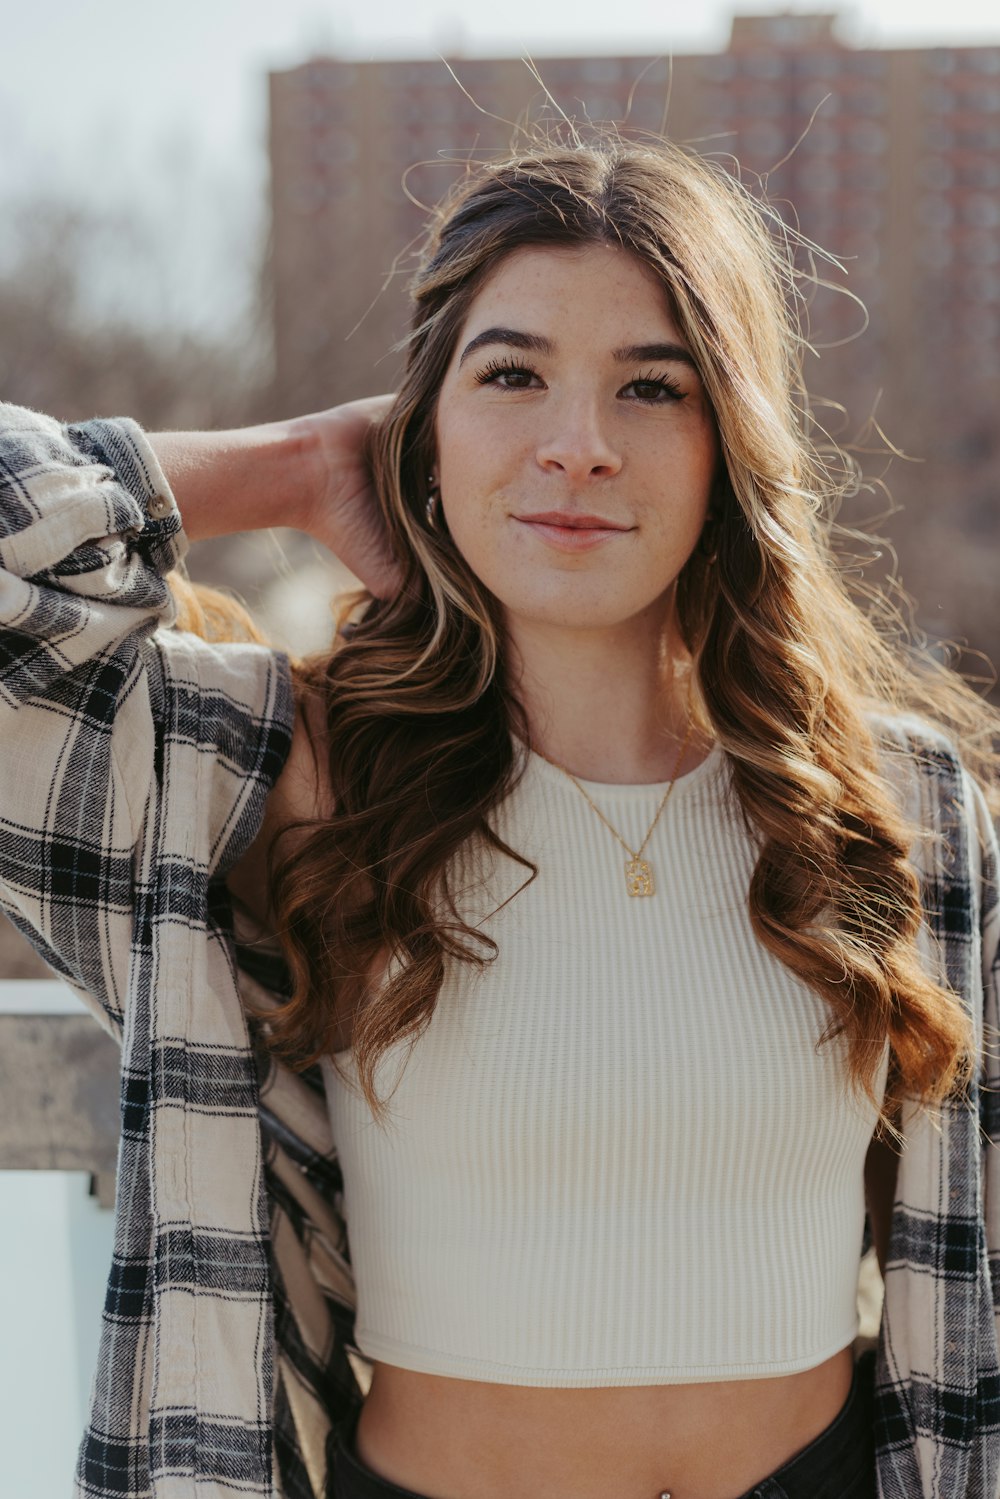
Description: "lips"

(515, 511), (630, 530)
(512, 512), (632, 553)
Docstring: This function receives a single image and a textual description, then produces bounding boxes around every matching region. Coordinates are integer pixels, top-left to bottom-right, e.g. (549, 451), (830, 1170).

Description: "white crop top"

(321, 739), (889, 1387)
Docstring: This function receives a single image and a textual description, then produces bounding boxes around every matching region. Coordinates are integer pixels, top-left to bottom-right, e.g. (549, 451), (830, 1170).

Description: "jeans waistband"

(744, 1348), (875, 1499)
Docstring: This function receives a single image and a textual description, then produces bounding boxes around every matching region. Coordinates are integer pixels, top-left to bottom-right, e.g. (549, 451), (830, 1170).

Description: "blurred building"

(268, 13), (1000, 653)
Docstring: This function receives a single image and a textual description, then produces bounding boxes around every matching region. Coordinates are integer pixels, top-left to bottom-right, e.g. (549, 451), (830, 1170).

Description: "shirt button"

(147, 493), (172, 517)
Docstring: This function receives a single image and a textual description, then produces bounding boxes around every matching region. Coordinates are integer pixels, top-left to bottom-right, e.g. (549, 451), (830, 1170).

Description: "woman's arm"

(146, 395), (402, 600)
(0, 402), (295, 1031)
(0, 394), (400, 996)
(147, 397), (402, 930)
(146, 418), (317, 541)
(0, 404), (191, 1025)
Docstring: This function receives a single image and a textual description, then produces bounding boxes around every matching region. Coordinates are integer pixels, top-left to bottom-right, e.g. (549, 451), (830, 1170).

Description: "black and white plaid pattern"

(0, 400), (998, 1498)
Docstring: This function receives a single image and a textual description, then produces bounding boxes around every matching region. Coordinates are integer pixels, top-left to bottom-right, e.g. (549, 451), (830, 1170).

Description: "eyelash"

(473, 358), (686, 404)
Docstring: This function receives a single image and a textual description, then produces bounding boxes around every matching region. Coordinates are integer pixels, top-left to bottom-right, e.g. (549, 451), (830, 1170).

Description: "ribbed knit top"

(321, 739), (889, 1386)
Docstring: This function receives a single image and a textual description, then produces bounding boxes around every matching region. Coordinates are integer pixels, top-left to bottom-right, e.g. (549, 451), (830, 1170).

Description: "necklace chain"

(533, 718), (696, 898)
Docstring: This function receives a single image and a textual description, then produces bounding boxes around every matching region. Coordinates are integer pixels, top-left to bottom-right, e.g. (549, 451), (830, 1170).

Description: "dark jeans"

(331, 1349), (876, 1499)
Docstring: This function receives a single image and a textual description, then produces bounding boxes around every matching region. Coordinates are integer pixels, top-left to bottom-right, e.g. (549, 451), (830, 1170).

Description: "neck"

(503, 612), (704, 785)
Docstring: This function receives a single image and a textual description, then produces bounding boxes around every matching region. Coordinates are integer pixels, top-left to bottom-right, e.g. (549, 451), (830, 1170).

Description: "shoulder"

(867, 706), (961, 769)
(225, 680), (330, 925)
(154, 628), (295, 757)
(868, 708), (1000, 941)
(866, 708), (969, 825)
(270, 684), (332, 825)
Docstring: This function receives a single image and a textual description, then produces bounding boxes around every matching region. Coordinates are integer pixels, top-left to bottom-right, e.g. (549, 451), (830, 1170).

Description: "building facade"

(268, 14), (1000, 654)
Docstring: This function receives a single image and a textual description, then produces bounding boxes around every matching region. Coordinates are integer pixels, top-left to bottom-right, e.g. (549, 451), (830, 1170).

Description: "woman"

(0, 138), (998, 1499)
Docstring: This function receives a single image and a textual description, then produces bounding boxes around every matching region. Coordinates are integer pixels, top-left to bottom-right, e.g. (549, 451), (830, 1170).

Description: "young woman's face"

(433, 241), (718, 648)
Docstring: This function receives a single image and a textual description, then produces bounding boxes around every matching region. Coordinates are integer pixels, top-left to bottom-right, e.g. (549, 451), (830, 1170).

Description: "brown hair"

(211, 134), (998, 1135)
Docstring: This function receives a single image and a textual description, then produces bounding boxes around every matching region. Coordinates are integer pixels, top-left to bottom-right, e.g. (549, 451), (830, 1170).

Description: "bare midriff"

(352, 1343), (855, 1499)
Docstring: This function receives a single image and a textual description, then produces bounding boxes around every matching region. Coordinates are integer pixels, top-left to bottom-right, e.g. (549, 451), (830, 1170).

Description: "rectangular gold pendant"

(624, 858), (654, 897)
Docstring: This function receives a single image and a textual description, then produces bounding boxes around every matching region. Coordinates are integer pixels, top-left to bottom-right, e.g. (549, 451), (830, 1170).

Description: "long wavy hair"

(223, 136), (998, 1134)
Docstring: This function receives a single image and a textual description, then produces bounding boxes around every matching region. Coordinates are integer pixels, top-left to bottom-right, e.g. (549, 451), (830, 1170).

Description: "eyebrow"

(615, 341), (699, 369)
(458, 326), (699, 370)
(458, 328), (552, 365)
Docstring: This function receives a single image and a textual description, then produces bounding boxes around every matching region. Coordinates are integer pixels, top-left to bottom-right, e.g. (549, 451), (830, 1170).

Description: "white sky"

(4, 0), (999, 333)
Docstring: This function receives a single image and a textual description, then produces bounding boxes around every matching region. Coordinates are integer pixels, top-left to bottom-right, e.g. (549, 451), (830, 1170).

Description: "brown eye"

(624, 373), (686, 404)
(497, 369), (533, 389)
(474, 359), (541, 389)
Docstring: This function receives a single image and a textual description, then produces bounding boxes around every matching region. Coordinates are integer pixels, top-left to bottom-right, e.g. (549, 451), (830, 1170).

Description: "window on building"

(580, 58), (623, 83)
(325, 174), (359, 202)
(797, 86), (840, 115)
(807, 160), (840, 191)
(968, 343), (1000, 378)
(848, 53), (887, 77)
(917, 237), (953, 270)
(852, 86), (887, 116)
(926, 84), (956, 113)
(745, 52), (786, 80)
(851, 199), (883, 231)
(744, 87), (786, 117)
(959, 295), (999, 328)
(460, 62), (501, 85)
(965, 232), (1000, 265)
(529, 58), (564, 81)
(917, 195), (955, 228)
(963, 195), (1000, 229)
(921, 158), (955, 190)
(389, 63), (422, 86)
(842, 161), (886, 191)
(959, 158), (1000, 189)
(575, 95), (626, 124)
(923, 122), (954, 150)
(310, 63), (355, 90)
(744, 123), (786, 159)
(848, 121), (886, 154)
(703, 56), (736, 82)
(800, 122), (839, 154)
(958, 124), (1000, 149)
(621, 99), (669, 131)
(319, 128), (358, 163)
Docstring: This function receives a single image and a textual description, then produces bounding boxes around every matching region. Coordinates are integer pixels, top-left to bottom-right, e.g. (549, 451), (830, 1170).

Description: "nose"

(535, 393), (623, 482)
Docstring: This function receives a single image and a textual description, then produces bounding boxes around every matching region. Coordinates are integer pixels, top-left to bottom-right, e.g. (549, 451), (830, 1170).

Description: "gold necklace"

(537, 719), (695, 898)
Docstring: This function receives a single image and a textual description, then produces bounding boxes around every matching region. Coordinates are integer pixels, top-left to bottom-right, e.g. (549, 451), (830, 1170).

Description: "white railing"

(0, 980), (118, 1492)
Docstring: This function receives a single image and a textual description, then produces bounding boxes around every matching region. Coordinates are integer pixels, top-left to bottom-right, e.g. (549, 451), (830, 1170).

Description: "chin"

(499, 598), (639, 632)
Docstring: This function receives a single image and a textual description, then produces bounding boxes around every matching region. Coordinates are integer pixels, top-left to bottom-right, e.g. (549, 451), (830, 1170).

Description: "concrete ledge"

(0, 1011), (119, 1207)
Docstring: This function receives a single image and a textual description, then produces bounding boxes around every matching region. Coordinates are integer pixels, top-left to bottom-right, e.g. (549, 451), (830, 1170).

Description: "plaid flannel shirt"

(0, 400), (998, 1499)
